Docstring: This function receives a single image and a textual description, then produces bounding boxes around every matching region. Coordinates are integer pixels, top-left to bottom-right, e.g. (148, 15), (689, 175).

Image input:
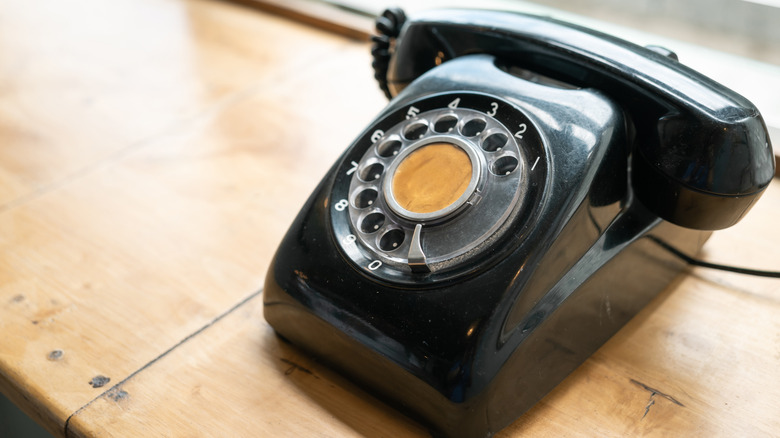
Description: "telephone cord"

(649, 236), (780, 278)
(372, 8), (407, 100)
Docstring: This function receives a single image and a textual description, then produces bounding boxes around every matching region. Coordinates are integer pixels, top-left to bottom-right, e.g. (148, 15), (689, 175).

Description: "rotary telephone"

(264, 8), (774, 437)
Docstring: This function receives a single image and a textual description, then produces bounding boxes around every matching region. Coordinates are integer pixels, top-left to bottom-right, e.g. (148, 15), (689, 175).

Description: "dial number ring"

(330, 93), (546, 282)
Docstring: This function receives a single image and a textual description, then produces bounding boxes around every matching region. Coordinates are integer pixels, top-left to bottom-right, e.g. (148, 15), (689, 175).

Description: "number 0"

(342, 234), (356, 245)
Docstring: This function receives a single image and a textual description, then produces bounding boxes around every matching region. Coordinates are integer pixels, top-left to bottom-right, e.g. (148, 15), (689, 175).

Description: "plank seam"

(62, 289), (263, 437)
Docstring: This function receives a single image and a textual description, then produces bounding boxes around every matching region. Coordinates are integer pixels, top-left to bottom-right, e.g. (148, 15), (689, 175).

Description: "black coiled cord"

(371, 8), (407, 100)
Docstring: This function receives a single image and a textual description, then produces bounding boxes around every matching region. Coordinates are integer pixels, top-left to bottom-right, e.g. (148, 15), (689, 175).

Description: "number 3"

(487, 102), (498, 117)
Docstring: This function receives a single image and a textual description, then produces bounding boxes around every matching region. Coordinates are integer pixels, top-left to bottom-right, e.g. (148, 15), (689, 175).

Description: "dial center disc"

(384, 136), (482, 222)
(392, 142), (472, 214)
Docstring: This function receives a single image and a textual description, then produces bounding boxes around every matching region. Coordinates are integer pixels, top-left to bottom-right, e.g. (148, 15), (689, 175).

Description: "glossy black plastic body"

(264, 55), (711, 437)
(264, 9), (773, 438)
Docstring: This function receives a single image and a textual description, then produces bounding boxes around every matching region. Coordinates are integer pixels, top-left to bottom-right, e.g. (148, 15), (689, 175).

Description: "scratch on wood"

(280, 358), (317, 378)
(630, 379), (685, 407)
(642, 398), (655, 419)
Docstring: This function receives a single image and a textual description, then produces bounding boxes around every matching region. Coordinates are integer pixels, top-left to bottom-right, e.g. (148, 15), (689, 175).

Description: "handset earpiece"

(381, 9), (775, 230)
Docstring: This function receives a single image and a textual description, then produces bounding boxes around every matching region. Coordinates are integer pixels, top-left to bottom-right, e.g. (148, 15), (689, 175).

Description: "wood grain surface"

(0, 0), (778, 437)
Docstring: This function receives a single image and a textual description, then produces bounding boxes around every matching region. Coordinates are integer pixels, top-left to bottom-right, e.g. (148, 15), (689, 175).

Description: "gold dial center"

(391, 142), (473, 214)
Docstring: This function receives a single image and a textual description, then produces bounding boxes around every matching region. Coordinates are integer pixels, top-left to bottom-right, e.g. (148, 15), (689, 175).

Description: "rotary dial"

(330, 93), (546, 282)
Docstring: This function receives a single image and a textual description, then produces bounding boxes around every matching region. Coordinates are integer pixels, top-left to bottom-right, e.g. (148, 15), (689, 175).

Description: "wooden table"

(1, 0), (778, 436)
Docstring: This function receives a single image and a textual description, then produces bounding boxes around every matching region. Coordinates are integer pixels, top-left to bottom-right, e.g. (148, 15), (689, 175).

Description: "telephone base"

(264, 193), (709, 437)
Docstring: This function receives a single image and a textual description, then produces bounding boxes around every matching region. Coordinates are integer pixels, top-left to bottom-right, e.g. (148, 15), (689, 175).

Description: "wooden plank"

(0, 0), (385, 435)
(0, 0), (363, 208)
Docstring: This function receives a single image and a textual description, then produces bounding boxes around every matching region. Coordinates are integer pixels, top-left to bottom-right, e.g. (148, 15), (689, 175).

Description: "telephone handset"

(380, 9), (774, 230)
(264, 9), (774, 438)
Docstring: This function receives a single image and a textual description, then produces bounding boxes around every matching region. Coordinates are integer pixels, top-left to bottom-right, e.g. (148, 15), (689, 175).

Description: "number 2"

(514, 123), (527, 139)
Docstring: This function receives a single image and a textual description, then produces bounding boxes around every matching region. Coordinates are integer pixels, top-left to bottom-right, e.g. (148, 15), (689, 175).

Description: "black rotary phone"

(264, 8), (774, 438)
